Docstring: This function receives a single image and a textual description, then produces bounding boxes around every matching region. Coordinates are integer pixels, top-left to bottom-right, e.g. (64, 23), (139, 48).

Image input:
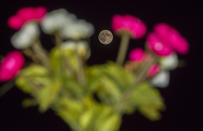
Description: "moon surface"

(98, 30), (113, 45)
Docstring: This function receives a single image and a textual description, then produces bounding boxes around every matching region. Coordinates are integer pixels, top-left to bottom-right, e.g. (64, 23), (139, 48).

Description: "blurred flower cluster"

(0, 7), (189, 131)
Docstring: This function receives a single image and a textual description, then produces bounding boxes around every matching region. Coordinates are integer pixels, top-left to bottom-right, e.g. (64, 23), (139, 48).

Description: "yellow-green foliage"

(15, 47), (165, 131)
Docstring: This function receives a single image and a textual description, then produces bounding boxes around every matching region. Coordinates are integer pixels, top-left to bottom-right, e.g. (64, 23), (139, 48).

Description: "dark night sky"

(0, 0), (202, 131)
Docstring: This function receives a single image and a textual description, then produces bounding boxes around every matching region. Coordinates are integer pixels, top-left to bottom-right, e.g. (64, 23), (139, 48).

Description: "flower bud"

(129, 48), (145, 62)
(147, 64), (159, 77)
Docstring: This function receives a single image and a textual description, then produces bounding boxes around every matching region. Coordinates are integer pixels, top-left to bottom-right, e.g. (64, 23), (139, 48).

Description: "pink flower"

(0, 51), (25, 82)
(146, 32), (173, 56)
(17, 7), (35, 22)
(8, 6), (47, 30)
(129, 48), (145, 62)
(154, 23), (189, 54)
(112, 14), (147, 39)
(147, 64), (159, 77)
(7, 15), (24, 30)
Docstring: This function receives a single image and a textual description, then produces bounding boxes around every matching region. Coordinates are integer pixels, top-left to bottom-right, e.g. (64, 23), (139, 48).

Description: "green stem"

(54, 33), (75, 76)
(23, 48), (39, 63)
(75, 43), (86, 85)
(135, 55), (156, 84)
(32, 41), (50, 68)
(54, 33), (62, 47)
(116, 33), (130, 65)
(121, 53), (157, 102)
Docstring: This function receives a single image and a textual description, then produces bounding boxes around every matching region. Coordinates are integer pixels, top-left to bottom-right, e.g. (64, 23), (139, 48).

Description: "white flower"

(59, 19), (94, 39)
(151, 71), (170, 88)
(41, 9), (76, 34)
(41, 8), (94, 39)
(160, 53), (178, 70)
(11, 22), (39, 49)
(61, 40), (90, 59)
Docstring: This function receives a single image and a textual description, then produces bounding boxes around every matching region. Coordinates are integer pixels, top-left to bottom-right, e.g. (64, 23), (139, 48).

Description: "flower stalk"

(23, 48), (39, 63)
(116, 33), (130, 65)
(54, 33), (76, 77)
(75, 43), (86, 85)
(32, 41), (50, 68)
(121, 53), (157, 102)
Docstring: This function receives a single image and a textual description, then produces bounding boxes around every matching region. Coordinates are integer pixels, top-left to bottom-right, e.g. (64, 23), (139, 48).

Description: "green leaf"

(62, 75), (83, 98)
(16, 65), (62, 112)
(96, 107), (121, 131)
(100, 62), (134, 91)
(89, 62), (134, 110)
(56, 96), (121, 131)
(118, 82), (165, 120)
(98, 76), (121, 104)
(133, 83), (165, 120)
(80, 108), (94, 130)
(84, 67), (101, 94)
(16, 65), (48, 95)
(22, 98), (37, 107)
(79, 97), (121, 131)
(37, 79), (61, 112)
(56, 97), (83, 131)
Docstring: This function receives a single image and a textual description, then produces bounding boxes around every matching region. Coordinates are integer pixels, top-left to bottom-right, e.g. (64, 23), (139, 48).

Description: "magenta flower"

(8, 6), (47, 30)
(129, 48), (146, 62)
(154, 23), (189, 54)
(147, 32), (173, 56)
(147, 64), (159, 77)
(0, 51), (25, 82)
(17, 7), (36, 22)
(7, 15), (24, 30)
(112, 14), (147, 39)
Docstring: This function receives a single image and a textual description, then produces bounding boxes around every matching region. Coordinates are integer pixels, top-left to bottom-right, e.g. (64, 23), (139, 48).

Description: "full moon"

(98, 30), (113, 45)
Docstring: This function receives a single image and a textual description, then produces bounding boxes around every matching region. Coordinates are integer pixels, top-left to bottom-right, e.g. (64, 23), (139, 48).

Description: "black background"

(0, 0), (202, 131)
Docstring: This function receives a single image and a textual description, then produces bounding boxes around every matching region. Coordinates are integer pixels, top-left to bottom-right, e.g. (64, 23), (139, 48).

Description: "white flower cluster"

(11, 22), (39, 49)
(151, 53), (178, 88)
(41, 9), (94, 40)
